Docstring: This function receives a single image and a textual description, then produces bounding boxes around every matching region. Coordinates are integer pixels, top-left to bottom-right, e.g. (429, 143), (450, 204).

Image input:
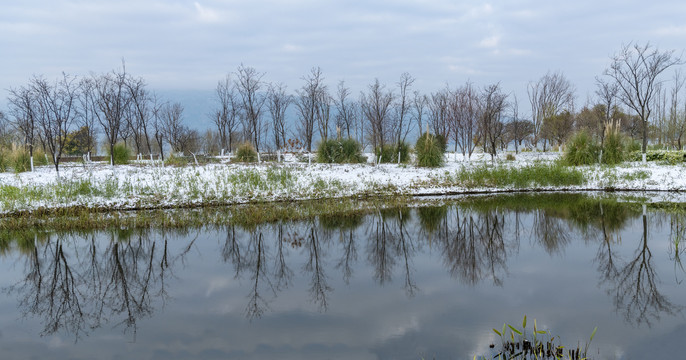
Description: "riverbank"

(2, 151), (686, 216)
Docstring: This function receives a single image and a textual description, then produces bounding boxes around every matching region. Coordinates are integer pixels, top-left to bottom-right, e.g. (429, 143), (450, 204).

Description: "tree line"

(1, 42), (683, 171)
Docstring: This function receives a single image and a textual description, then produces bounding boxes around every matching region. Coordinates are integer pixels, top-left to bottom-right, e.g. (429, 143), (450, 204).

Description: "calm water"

(1, 194), (685, 359)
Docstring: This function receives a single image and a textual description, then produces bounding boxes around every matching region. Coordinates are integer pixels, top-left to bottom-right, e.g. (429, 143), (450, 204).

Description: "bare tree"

(235, 64), (267, 152)
(295, 67), (326, 151)
(7, 84), (38, 166)
(77, 77), (99, 156)
(595, 77), (620, 147)
(604, 42), (683, 157)
(151, 93), (166, 160)
(267, 82), (291, 150)
(668, 70), (686, 148)
(125, 76), (153, 156)
(333, 80), (356, 138)
(360, 79), (395, 150)
(527, 71), (575, 150)
(212, 75), (240, 153)
(316, 86), (332, 142)
(160, 102), (187, 154)
(428, 88), (450, 141)
(412, 90), (428, 137)
(448, 82), (480, 159)
(480, 83), (508, 160)
(93, 63), (131, 166)
(31, 73), (79, 172)
(394, 72), (415, 145)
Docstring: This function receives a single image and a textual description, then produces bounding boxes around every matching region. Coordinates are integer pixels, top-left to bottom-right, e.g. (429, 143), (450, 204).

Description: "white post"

(397, 152), (401, 165)
(643, 204), (647, 216)
(221, 148), (225, 157)
(257, 152), (261, 163)
(30, 156), (34, 172)
(642, 153), (647, 164)
(308, 153), (311, 165)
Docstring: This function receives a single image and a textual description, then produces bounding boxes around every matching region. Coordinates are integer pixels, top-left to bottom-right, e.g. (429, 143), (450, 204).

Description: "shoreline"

(3, 152), (686, 218)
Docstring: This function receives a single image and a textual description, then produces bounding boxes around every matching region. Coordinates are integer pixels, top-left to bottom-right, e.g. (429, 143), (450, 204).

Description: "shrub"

(235, 142), (258, 162)
(506, 153), (516, 161)
(375, 141), (411, 164)
(317, 138), (365, 164)
(415, 132), (445, 167)
(106, 142), (131, 165)
(563, 131), (599, 166)
(627, 139), (642, 152)
(12, 149), (31, 173)
(628, 150), (686, 164)
(0, 149), (8, 172)
(32, 148), (49, 166)
(601, 130), (625, 165)
(164, 153), (189, 166)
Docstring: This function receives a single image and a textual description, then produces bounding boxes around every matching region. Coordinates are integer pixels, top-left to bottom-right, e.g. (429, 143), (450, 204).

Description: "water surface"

(1, 193), (684, 359)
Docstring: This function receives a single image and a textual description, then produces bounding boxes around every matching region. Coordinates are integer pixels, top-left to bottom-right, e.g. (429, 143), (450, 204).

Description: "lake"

(0, 193), (684, 359)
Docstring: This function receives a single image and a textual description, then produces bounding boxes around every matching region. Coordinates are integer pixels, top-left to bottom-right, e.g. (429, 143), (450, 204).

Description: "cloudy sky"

(2, 0), (686, 118)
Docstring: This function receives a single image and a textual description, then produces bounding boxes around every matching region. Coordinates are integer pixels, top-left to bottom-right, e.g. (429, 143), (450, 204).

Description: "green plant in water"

(487, 315), (597, 360)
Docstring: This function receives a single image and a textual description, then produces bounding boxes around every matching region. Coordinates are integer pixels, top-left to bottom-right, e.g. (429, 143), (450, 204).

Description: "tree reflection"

(439, 208), (508, 286)
(303, 223), (331, 311)
(8, 229), (184, 341)
(603, 212), (682, 326)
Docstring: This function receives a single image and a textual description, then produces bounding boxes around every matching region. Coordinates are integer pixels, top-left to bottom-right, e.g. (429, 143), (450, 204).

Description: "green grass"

(438, 162), (585, 189)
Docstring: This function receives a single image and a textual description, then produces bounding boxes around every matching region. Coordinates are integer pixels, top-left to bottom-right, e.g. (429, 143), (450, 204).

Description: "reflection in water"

(603, 212), (683, 326)
(7, 229), (194, 340)
(2, 194), (686, 343)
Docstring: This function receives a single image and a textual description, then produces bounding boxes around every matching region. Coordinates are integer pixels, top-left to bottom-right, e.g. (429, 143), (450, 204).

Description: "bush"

(506, 153), (516, 161)
(627, 139), (642, 152)
(12, 149), (31, 173)
(106, 142), (131, 165)
(164, 153), (189, 166)
(601, 130), (625, 165)
(563, 131), (599, 166)
(0, 149), (8, 172)
(317, 138), (365, 164)
(415, 132), (445, 167)
(628, 150), (686, 164)
(235, 142), (258, 162)
(375, 141), (411, 164)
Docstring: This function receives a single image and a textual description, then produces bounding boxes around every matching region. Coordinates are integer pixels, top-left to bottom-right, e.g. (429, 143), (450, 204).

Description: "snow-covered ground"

(2, 151), (686, 214)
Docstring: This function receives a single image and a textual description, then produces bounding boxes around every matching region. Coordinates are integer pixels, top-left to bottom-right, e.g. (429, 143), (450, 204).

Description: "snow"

(2, 151), (686, 214)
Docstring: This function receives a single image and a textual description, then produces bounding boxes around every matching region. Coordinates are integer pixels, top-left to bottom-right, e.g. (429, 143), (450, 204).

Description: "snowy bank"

(2, 151), (686, 215)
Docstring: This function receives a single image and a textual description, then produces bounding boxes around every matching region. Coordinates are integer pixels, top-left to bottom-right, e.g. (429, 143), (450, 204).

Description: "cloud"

(194, 2), (220, 23)
(478, 35), (500, 49)
(654, 25), (686, 36)
(282, 43), (304, 53)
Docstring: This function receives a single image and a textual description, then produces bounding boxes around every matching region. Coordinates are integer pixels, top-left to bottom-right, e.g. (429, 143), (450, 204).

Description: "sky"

(2, 0), (686, 126)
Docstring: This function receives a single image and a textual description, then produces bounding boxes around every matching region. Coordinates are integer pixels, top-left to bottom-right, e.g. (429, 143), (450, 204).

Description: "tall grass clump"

(601, 126), (625, 165)
(317, 138), (365, 163)
(375, 141), (411, 164)
(12, 149), (31, 173)
(416, 132), (445, 167)
(164, 153), (189, 166)
(235, 142), (258, 162)
(107, 142), (131, 165)
(32, 148), (49, 166)
(563, 131), (599, 166)
(449, 162), (585, 188)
